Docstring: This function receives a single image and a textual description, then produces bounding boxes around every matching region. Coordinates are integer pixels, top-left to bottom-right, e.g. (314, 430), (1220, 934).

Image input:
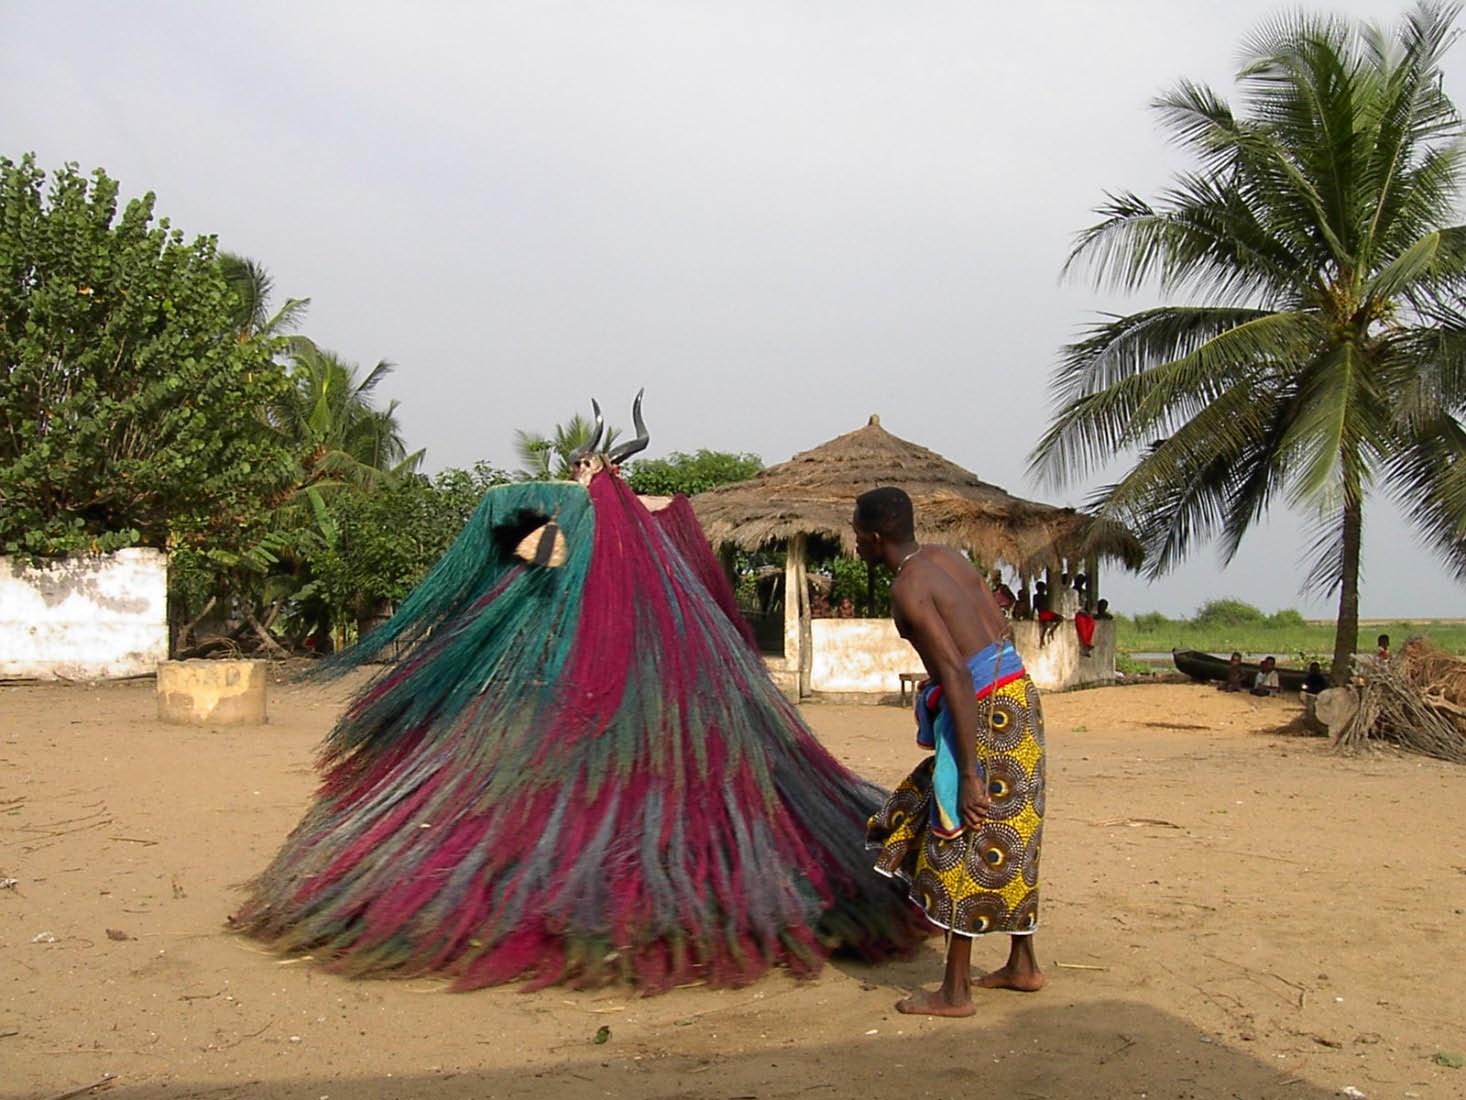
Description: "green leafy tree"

(1192, 598), (1267, 628)
(230, 344), (427, 649)
(1130, 611), (1173, 633)
(624, 449), (763, 496)
(171, 323), (425, 652)
(0, 155), (295, 558)
(303, 463), (510, 641)
(825, 554), (891, 616)
(1031, 3), (1466, 683)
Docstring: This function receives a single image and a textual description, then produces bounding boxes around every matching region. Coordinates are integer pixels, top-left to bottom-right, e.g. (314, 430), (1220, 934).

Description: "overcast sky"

(6, 1), (1465, 619)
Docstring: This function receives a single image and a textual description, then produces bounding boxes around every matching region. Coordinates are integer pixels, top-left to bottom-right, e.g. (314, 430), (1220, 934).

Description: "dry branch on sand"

(1333, 638), (1466, 764)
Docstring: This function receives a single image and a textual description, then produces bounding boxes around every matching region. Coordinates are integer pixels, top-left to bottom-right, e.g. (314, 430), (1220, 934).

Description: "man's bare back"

(891, 545), (1008, 678)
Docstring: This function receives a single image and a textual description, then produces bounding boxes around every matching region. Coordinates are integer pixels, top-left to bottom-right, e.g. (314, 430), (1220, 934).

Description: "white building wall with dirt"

(0, 548), (168, 680)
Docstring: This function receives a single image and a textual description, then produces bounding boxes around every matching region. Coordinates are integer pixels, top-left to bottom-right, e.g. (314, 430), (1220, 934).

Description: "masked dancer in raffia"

(231, 394), (929, 991)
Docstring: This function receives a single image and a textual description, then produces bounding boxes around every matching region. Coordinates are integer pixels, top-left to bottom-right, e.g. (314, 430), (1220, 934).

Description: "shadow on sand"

(40, 997), (1351, 1100)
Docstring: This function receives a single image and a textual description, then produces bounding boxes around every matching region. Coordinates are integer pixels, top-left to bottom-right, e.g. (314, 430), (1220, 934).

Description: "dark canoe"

(1172, 649), (1309, 692)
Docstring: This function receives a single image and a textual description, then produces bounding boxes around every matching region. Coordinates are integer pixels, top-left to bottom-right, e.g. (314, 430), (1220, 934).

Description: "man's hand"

(958, 773), (991, 829)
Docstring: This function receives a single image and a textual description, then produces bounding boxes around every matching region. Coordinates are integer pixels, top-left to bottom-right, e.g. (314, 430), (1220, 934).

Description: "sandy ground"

(3, 671), (1466, 1100)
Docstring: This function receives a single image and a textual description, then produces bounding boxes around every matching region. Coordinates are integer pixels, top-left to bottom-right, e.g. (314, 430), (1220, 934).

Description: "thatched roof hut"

(689, 415), (1139, 700)
(691, 414), (1141, 574)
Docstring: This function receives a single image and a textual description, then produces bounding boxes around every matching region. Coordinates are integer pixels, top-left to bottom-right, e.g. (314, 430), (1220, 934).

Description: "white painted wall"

(1011, 618), (1117, 691)
(810, 618), (921, 693)
(798, 616), (1117, 698)
(0, 548), (168, 680)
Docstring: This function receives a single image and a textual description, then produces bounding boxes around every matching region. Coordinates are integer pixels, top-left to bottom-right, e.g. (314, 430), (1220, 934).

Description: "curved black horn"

(565, 399), (604, 464)
(608, 389), (649, 463)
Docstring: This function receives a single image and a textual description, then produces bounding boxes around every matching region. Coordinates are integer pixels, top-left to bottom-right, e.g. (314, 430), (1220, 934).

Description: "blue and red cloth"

(913, 639), (1026, 838)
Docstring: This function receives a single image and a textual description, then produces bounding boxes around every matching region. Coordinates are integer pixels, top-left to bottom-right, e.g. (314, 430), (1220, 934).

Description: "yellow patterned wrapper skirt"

(867, 673), (1045, 937)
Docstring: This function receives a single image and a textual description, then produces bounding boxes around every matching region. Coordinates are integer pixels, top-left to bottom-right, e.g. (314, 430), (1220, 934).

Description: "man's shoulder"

(894, 552), (962, 601)
(915, 549), (976, 587)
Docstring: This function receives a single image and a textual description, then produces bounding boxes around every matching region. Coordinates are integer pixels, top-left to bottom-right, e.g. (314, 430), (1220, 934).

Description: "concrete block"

(156, 660), (268, 726)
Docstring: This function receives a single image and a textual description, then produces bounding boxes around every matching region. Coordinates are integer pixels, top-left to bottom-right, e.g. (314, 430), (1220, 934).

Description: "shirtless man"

(856, 487), (1045, 1016)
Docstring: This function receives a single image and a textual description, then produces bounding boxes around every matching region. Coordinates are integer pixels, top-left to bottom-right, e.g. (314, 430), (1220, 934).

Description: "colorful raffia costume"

(867, 639), (1045, 937)
(231, 397), (928, 992)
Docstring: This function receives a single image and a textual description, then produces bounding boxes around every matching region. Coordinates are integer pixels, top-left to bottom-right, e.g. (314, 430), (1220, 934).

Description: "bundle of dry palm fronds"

(1333, 638), (1466, 764)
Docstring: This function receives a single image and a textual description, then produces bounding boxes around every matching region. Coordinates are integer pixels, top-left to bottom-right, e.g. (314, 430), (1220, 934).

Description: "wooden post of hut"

(782, 534), (811, 699)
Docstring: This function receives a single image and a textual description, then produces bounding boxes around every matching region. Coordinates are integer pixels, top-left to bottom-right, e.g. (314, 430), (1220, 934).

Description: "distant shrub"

(1130, 611), (1172, 632)
(1114, 652), (1159, 677)
(1267, 608), (1306, 627)
(1193, 598), (1266, 626)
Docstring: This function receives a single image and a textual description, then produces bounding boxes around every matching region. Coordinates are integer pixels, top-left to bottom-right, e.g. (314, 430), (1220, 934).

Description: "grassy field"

(1114, 616), (1466, 665)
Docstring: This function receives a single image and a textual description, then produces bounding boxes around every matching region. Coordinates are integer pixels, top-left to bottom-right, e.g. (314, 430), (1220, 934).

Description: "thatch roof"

(690, 415), (1142, 574)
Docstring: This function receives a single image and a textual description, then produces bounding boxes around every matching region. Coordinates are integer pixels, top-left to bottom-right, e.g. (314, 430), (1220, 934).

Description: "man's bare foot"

(974, 964), (1045, 992)
(894, 988), (976, 1017)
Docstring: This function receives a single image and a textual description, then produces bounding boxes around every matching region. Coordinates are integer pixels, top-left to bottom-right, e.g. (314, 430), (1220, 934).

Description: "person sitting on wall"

(988, 571), (1016, 616)
(1074, 604), (1096, 656)
(1073, 573), (1092, 612)
(1057, 573), (1080, 619)
(1012, 584), (1032, 621)
(1035, 580), (1060, 647)
(1094, 598), (1113, 620)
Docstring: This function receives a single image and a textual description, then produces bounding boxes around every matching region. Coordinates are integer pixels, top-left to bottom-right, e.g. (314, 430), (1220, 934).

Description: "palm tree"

(248, 345), (425, 649)
(1031, 2), (1466, 683)
(513, 412), (621, 480)
(218, 252), (310, 341)
(272, 343), (423, 489)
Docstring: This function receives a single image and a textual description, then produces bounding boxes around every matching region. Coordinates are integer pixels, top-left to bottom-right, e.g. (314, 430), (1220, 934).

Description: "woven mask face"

(572, 454), (607, 485)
